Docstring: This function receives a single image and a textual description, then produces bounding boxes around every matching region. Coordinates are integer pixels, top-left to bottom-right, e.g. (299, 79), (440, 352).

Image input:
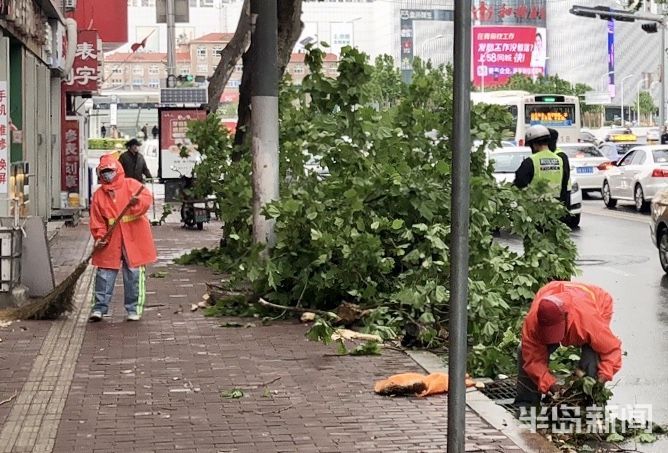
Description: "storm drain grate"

(479, 377), (518, 411)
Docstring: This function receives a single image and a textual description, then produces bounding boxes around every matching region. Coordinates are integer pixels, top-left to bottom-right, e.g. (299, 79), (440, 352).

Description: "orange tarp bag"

(374, 372), (477, 397)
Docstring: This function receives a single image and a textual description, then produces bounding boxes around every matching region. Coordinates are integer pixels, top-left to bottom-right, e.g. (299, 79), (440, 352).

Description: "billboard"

(159, 108), (207, 179)
(0, 81), (8, 194)
(608, 20), (615, 98)
(473, 25), (546, 88)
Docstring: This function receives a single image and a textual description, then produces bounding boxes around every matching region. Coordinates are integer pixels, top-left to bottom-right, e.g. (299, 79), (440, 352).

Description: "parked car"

(647, 128), (661, 143)
(488, 147), (583, 228)
(598, 141), (642, 163)
(602, 145), (668, 212)
(650, 189), (668, 273)
(558, 143), (610, 195)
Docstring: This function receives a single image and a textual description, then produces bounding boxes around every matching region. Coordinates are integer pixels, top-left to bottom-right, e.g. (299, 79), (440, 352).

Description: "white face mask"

(100, 170), (116, 183)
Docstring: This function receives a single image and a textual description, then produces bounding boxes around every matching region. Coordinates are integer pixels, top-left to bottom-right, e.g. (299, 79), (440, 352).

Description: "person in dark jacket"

(119, 138), (152, 183)
(152, 125), (159, 139)
(661, 127), (668, 145)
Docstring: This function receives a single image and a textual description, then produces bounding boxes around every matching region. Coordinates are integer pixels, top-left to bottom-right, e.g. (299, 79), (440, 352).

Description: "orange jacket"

(90, 154), (157, 269)
(521, 281), (622, 394)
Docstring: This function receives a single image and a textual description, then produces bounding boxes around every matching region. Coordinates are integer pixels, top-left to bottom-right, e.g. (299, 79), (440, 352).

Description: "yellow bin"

(68, 192), (80, 208)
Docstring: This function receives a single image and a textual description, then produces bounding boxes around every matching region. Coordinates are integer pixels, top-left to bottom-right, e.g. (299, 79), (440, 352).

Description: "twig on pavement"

(257, 298), (340, 321)
(246, 376), (281, 389)
(243, 404), (294, 416)
(0, 392), (17, 406)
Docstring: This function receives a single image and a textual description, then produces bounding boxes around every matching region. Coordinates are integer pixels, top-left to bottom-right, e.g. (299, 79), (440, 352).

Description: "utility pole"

(661, 24), (666, 126)
(448, 0), (471, 452)
(166, 0), (176, 84)
(250, 0), (279, 248)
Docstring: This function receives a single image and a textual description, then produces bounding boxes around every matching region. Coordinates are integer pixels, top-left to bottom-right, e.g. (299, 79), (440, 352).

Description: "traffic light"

(642, 23), (659, 33)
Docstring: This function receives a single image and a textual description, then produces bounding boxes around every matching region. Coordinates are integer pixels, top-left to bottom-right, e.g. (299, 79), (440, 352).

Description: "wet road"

(576, 199), (668, 450)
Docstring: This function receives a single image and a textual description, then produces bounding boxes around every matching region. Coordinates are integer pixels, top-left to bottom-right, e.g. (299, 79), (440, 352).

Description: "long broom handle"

(86, 185), (146, 261)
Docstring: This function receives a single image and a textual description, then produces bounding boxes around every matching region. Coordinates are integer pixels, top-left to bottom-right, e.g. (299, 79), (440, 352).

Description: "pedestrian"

(141, 123), (148, 140)
(101, 124), (107, 138)
(119, 138), (152, 183)
(152, 124), (159, 139)
(661, 126), (668, 145)
(514, 281), (622, 407)
(514, 125), (569, 206)
(111, 125), (119, 139)
(89, 154), (157, 322)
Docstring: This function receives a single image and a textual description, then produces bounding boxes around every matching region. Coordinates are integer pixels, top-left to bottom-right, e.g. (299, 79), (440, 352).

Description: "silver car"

(650, 190), (668, 273)
(602, 145), (668, 212)
(558, 143), (610, 195)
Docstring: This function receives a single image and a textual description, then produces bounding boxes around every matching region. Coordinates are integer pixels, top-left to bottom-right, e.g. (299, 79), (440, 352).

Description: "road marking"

(581, 203), (650, 224)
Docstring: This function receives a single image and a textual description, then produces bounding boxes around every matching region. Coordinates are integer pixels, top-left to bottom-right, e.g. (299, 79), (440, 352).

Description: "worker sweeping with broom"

(89, 154), (157, 322)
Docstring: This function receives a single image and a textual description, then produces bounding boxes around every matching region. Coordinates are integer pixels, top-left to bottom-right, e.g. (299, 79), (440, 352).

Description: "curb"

(405, 350), (560, 453)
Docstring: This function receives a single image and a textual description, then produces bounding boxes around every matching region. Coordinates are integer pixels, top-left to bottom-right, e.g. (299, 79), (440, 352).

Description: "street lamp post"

(349, 16), (362, 48)
(635, 79), (644, 124)
(620, 74), (634, 126)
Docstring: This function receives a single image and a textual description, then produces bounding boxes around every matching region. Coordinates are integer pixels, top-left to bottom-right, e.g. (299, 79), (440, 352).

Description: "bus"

(471, 90), (581, 145)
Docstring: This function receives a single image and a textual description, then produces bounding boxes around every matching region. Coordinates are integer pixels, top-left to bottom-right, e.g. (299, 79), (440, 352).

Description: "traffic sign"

(584, 91), (612, 105)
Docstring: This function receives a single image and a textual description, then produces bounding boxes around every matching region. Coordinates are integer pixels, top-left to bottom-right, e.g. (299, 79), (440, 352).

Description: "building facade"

(0, 0), (72, 219)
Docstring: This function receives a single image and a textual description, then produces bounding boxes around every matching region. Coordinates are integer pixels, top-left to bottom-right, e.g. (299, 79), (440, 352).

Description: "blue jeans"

(92, 259), (146, 316)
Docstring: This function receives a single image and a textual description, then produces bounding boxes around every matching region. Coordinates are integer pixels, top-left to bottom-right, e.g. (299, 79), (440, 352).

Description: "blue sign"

(608, 20), (615, 98)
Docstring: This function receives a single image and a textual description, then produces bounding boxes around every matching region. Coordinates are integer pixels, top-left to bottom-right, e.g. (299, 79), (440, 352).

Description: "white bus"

(471, 90), (581, 145)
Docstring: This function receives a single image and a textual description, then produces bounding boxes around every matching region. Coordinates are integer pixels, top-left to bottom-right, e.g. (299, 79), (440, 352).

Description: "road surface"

(576, 199), (668, 450)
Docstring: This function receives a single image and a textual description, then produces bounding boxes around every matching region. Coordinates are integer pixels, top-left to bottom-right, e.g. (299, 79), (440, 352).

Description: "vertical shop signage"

(0, 82), (8, 194)
(64, 30), (100, 93)
(61, 119), (79, 192)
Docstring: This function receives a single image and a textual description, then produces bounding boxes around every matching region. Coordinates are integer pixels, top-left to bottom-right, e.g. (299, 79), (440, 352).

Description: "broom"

(1, 186), (146, 321)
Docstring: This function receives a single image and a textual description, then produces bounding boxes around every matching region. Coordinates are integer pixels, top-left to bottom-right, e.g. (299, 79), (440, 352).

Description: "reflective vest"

(555, 147), (572, 191)
(529, 149), (564, 198)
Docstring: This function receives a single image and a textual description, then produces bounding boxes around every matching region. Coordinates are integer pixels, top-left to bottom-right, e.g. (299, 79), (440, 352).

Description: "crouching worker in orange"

(514, 281), (622, 407)
(89, 154), (157, 322)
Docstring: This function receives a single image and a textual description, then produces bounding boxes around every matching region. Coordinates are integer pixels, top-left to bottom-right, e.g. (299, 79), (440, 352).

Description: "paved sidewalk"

(1, 218), (529, 453)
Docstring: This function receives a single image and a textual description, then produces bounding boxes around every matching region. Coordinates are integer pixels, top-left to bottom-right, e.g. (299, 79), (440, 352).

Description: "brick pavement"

(2, 217), (528, 452)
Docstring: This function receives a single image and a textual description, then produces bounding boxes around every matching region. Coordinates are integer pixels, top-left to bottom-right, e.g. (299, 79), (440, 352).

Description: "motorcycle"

(170, 167), (213, 230)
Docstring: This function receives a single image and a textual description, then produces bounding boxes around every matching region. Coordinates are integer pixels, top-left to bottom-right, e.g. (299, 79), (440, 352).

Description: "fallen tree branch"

(0, 392), (17, 406)
(257, 298), (340, 321)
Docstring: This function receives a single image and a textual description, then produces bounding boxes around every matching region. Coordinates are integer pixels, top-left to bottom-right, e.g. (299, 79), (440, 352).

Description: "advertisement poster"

(0, 81), (8, 194)
(61, 119), (80, 192)
(159, 108), (207, 179)
(473, 25), (546, 88)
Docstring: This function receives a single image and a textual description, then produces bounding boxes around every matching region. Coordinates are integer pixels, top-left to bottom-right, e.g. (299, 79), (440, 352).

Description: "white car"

(602, 145), (668, 212)
(647, 128), (661, 143)
(488, 147), (582, 228)
(558, 143), (610, 195)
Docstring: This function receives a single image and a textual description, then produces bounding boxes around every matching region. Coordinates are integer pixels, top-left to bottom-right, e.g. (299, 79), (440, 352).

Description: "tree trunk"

(207, 0), (251, 113)
(233, 0), (303, 149)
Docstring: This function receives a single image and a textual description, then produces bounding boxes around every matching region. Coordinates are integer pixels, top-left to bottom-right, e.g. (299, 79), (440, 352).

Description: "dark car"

(598, 141), (642, 163)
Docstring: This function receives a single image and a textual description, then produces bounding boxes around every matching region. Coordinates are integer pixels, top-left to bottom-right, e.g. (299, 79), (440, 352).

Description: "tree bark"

(233, 0), (303, 148)
(207, 0), (251, 113)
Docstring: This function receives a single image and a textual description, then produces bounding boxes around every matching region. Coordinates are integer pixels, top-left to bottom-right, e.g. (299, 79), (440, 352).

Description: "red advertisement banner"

(159, 109), (207, 179)
(473, 25), (546, 88)
(61, 119), (80, 192)
(64, 30), (100, 93)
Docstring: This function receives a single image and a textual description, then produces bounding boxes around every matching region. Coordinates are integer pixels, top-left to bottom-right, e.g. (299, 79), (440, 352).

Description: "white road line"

(581, 204), (650, 224)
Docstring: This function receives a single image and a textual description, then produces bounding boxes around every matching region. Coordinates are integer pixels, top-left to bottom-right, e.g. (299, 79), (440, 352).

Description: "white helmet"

(525, 125), (550, 145)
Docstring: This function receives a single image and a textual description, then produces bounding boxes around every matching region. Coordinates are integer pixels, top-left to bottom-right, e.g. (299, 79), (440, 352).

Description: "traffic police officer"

(514, 125), (570, 207)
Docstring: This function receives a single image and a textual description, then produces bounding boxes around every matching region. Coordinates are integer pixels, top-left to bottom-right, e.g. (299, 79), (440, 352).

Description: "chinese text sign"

(61, 119), (80, 192)
(64, 30), (99, 93)
(159, 109), (207, 179)
(0, 82), (8, 194)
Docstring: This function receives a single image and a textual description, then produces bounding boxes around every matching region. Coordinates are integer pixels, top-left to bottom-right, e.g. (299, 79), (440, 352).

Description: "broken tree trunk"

(233, 0), (303, 148)
(207, 0), (251, 113)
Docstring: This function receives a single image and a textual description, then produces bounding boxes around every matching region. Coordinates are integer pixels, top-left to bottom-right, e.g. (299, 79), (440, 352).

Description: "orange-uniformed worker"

(515, 281), (622, 406)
